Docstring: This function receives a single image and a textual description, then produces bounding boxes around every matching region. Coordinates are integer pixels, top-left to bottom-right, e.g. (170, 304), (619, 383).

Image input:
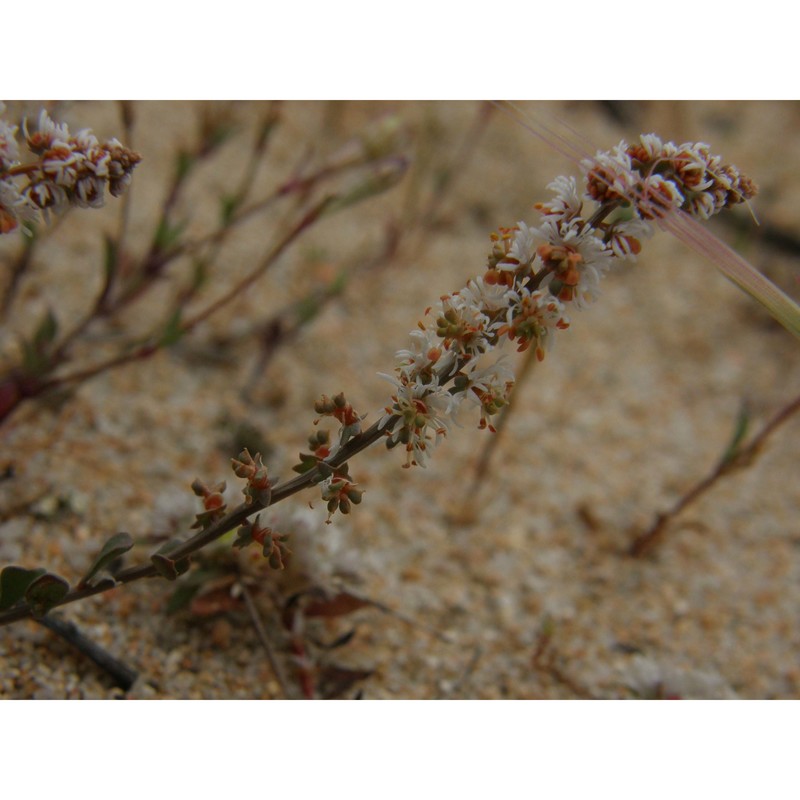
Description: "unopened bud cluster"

(190, 479), (227, 530)
(231, 448), (272, 506)
(289, 393), (367, 520)
(319, 464), (363, 522)
(0, 104), (140, 234)
(314, 392), (365, 446)
(233, 515), (290, 569)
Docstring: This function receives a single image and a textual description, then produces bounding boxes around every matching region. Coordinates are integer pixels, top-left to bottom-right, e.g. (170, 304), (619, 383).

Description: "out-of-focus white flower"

(606, 217), (653, 260)
(585, 134), (756, 223)
(0, 119), (20, 171)
(0, 179), (39, 233)
(0, 107), (141, 233)
(24, 109), (71, 151)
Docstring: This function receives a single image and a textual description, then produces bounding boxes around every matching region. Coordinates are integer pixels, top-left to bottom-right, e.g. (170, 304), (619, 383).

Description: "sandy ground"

(1, 100), (798, 699)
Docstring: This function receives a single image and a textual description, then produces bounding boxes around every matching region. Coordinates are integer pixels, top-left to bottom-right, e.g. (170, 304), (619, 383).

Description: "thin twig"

(30, 196), (335, 398)
(0, 230), (37, 317)
(436, 645), (482, 699)
(0, 414), (400, 627)
(630, 392), (800, 557)
(237, 580), (291, 699)
(35, 613), (138, 691)
(463, 342), (540, 513)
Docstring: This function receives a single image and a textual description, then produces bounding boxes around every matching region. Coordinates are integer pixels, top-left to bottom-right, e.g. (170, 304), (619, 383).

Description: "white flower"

(534, 217), (615, 308)
(392, 326), (457, 383)
(450, 354), (516, 429)
(506, 221), (538, 267)
(536, 175), (583, 222)
(42, 149), (82, 189)
(636, 133), (664, 160)
(0, 119), (20, 170)
(682, 190), (716, 220)
(73, 174), (106, 208)
(606, 217), (653, 260)
(457, 276), (516, 316)
(499, 286), (569, 356)
(22, 180), (69, 218)
(0, 179), (39, 233)
(26, 109), (71, 149)
(431, 288), (494, 356)
(382, 377), (452, 467)
(582, 142), (638, 202)
(74, 127), (100, 151)
(639, 173), (684, 219)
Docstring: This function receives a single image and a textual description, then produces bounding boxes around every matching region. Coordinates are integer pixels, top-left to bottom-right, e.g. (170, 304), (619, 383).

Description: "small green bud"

(347, 487), (364, 504)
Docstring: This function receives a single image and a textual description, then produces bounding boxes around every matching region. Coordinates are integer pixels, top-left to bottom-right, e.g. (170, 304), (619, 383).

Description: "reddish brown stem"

(630, 392), (800, 557)
(0, 413), (399, 627)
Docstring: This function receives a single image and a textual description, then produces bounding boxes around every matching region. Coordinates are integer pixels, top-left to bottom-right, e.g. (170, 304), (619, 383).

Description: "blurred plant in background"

(1, 101), (797, 699)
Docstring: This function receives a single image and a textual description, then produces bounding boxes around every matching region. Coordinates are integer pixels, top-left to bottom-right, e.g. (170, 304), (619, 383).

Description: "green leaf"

(323, 157), (408, 216)
(159, 308), (184, 347)
(79, 531), (133, 588)
(316, 461), (335, 479)
(292, 452), (319, 475)
(219, 194), (240, 227)
(175, 149), (195, 182)
(20, 309), (59, 375)
(720, 404), (751, 467)
(165, 568), (220, 614)
(153, 217), (188, 253)
(151, 540), (190, 581)
(232, 523), (255, 550)
(103, 235), (119, 286)
(25, 573), (70, 617)
(191, 258), (209, 292)
(151, 554), (191, 581)
(165, 583), (203, 614)
(0, 566), (46, 610)
(33, 309), (58, 350)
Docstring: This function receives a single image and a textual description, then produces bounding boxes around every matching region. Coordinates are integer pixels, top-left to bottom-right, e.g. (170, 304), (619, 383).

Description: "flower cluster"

(190, 479), (227, 530)
(233, 515), (291, 569)
(219, 132), (757, 521)
(0, 104), (140, 234)
(374, 133), (757, 468)
(314, 392), (365, 446)
(319, 466), (364, 521)
(231, 448), (272, 506)
(584, 133), (757, 221)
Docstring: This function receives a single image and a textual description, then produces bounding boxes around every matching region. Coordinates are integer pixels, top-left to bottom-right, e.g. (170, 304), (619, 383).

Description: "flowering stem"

(237, 579), (291, 698)
(0, 413), (400, 627)
(0, 227), (36, 316)
(467, 342), (540, 495)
